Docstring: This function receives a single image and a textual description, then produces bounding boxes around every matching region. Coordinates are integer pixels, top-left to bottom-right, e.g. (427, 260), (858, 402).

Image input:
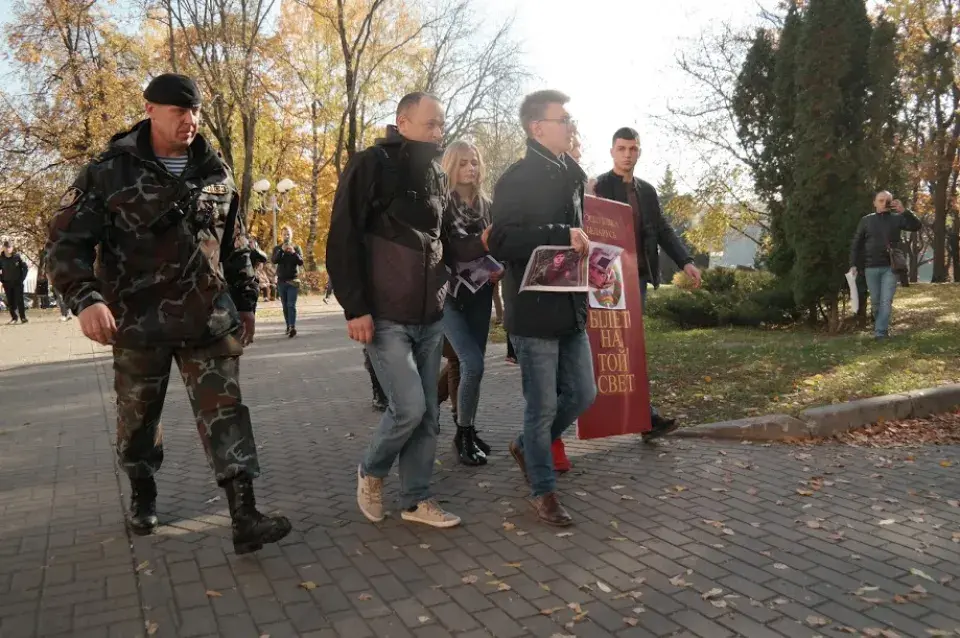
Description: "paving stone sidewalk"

(2, 307), (959, 638)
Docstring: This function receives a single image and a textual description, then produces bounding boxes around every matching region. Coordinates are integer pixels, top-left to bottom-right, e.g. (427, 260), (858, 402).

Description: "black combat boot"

(224, 477), (292, 555)
(454, 427), (487, 466)
(473, 431), (491, 456)
(128, 477), (159, 535)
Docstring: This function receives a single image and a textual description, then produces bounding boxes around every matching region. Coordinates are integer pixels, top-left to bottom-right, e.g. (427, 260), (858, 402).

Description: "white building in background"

(709, 225), (762, 268)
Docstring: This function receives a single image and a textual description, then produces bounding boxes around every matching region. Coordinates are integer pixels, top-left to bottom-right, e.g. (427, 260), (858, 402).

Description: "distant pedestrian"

(0, 240), (29, 324)
(849, 191), (922, 339)
(272, 226), (303, 338)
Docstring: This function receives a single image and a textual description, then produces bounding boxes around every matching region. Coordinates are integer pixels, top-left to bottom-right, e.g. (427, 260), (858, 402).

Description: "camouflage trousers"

(113, 334), (260, 485)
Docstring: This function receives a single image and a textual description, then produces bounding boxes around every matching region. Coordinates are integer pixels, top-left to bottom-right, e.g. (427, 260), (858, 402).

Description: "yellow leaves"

(299, 581), (318, 591)
(205, 590), (222, 598)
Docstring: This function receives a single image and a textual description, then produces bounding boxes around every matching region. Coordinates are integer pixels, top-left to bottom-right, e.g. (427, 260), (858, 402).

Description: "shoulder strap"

(369, 146), (399, 217)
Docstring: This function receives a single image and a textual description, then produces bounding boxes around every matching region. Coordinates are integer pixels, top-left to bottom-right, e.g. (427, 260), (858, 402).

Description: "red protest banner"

(576, 195), (651, 439)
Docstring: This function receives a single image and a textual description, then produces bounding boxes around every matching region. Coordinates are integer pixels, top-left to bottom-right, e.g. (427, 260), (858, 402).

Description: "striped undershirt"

(157, 155), (188, 176)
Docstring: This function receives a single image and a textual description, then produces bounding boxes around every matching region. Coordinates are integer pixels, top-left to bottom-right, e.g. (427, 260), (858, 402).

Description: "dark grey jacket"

(593, 171), (692, 287)
(850, 210), (922, 269)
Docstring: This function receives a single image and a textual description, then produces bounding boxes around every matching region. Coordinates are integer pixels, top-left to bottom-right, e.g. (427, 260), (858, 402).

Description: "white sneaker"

(60, 316), (69, 322)
(401, 499), (461, 528)
(357, 465), (384, 523)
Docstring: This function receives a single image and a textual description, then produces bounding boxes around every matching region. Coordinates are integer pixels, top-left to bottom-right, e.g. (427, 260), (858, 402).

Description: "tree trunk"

(306, 100), (321, 272)
(908, 236), (920, 283)
(950, 211), (960, 282)
(826, 298), (840, 334)
(932, 168), (950, 282)
(167, 2), (177, 72)
(239, 111), (256, 226)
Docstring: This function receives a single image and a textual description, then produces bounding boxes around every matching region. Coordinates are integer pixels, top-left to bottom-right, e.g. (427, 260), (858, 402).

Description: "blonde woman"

(440, 140), (499, 466)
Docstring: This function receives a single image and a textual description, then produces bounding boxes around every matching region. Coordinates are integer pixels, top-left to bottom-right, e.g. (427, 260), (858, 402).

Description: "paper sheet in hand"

(455, 255), (503, 293)
(845, 271), (859, 315)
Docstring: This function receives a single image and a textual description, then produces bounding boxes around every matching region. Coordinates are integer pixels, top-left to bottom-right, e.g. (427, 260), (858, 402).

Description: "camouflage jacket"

(46, 120), (258, 349)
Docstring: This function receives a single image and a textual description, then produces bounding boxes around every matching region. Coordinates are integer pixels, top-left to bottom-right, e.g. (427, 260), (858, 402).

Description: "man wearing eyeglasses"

(488, 90), (597, 527)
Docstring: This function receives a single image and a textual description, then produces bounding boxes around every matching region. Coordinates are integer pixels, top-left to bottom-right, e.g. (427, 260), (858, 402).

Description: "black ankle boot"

(473, 431), (491, 456)
(128, 477), (159, 535)
(224, 477), (292, 555)
(454, 427), (487, 466)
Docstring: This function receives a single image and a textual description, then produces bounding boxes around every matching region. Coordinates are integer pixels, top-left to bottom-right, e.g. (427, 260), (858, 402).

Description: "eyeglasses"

(538, 117), (574, 127)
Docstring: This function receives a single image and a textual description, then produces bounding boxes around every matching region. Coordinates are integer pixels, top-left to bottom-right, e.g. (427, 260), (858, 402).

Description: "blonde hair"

(442, 140), (487, 200)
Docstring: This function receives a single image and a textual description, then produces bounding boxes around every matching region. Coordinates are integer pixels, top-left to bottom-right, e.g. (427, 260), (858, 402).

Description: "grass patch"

(644, 283), (960, 424)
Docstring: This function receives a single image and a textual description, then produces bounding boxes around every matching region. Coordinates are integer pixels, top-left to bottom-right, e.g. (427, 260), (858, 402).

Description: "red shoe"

(552, 438), (571, 474)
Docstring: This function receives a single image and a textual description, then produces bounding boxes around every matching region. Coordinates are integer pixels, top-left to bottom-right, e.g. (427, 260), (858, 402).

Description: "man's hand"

(849, 266), (858, 278)
(489, 269), (504, 284)
(283, 244), (295, 253)
(481, 225), (492, 251)
(347, 314), (375, 344)
(892, 199), (905, 214)
(570, 228), (590, 255)
(238, 312), (256, 345)
(78, 302), (117, 346)
(684, 263), (702, 288)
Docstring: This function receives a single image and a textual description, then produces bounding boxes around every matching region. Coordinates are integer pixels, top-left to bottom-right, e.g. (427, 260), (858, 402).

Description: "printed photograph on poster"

(519, 246), (588, 292)
(456, 255), (504, 293)
(589, 243), (626, 310)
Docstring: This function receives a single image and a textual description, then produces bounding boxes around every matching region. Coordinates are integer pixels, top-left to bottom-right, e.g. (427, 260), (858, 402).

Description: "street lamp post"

(251, 178), (295, 247)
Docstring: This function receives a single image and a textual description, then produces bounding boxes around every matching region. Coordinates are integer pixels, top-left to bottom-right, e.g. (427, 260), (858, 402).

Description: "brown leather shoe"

(531, 492), (573, 527)
(509, 441), (530, 486)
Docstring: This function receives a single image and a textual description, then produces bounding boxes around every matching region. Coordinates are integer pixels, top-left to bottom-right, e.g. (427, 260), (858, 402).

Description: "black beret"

(143, 74), (202, 108)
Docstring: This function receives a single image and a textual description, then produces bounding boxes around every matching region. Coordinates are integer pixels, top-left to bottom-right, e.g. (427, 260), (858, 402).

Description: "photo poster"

(577, 194), (651, 439)
(456, 255), (504, 294)
(519, 246), (588, 292)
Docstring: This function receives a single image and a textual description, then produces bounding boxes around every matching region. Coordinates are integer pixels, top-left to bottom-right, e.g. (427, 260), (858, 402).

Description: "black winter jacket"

(593, 171), (691, 288)
(0, 252), (28, 284)
(272, 244), (303, 282)
(488, 140), (587, 338)
(850, 210), (922, 269)
(326, 126), (485, 324)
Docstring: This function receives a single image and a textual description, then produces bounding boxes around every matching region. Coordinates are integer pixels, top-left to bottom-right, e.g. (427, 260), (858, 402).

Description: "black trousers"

(2, 282), (26, 321)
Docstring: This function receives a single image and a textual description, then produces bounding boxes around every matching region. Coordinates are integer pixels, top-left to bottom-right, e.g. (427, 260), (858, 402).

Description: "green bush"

(648, 269), (799, 329)
(299, 271), (328, 294)
(701, 267), (737, 293)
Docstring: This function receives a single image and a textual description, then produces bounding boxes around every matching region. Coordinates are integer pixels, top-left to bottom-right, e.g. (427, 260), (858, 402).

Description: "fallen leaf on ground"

(797, 489), (814, 496)
(556, 532), (574, 538)
(462, 575), (478, 584)
(669, 575), (690, 587)
(205, 495), (220, 504)
(701, 588), (723, 600)
(948, 500), (959, 508)
(502, 522), (515, 531)
(773, 563), (789, 570)
(668, 485), (687, 492)
(609, 536), (628, 541)
(145, 621), (159, 636)
(497, 582), (512, 591)
(723, 528), (736, 536)
(597, 581), (612, 593)
(611, 485), (625, 490)
(504, 563), (522, 568)
(710, 599), (728, 608)
(878, 519), (897, 526)
(911, 567), (937, 582)
(926, 630), (955, 636)
(806, 520), (822, 529)
(567, 602), (582, 613)
(136, 561), (150, 573)
(540, 607), (565, 615)
(358, 593), (372, 601)
(854, 586), (880, 595)
(539, 582), (551, 592)
(575, 491), (588, 497)
(623, 617), (639, 626)
(805, 615), (830, 627)
(419, 544), (431, 549)
(912, 584), (928, 595)
(940, 460), (952, 467)
(299, 581), (317, 591)
(860, 597), (886, 604)
(205, 590), (222, 598)
(417, 616), (431, 624)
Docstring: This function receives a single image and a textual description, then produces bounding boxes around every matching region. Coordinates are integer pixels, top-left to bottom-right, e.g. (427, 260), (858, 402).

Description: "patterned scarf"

(446, 189), (490, 240)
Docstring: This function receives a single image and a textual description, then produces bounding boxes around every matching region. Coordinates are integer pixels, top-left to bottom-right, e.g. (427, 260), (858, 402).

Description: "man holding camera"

(850, 191), (922, 340)
(46, 73), (291, 554)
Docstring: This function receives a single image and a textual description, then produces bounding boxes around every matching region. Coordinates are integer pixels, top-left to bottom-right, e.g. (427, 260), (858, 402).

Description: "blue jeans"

(278, 281), (299, 328)
(442, 286), (493, 429)
(362, 319), (444, 509)
(511, 330), (597, 497)
(864, 267), (897, 337)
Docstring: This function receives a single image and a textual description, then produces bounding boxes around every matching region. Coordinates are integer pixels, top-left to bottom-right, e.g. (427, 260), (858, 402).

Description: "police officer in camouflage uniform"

(46, 74), (291, 554)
